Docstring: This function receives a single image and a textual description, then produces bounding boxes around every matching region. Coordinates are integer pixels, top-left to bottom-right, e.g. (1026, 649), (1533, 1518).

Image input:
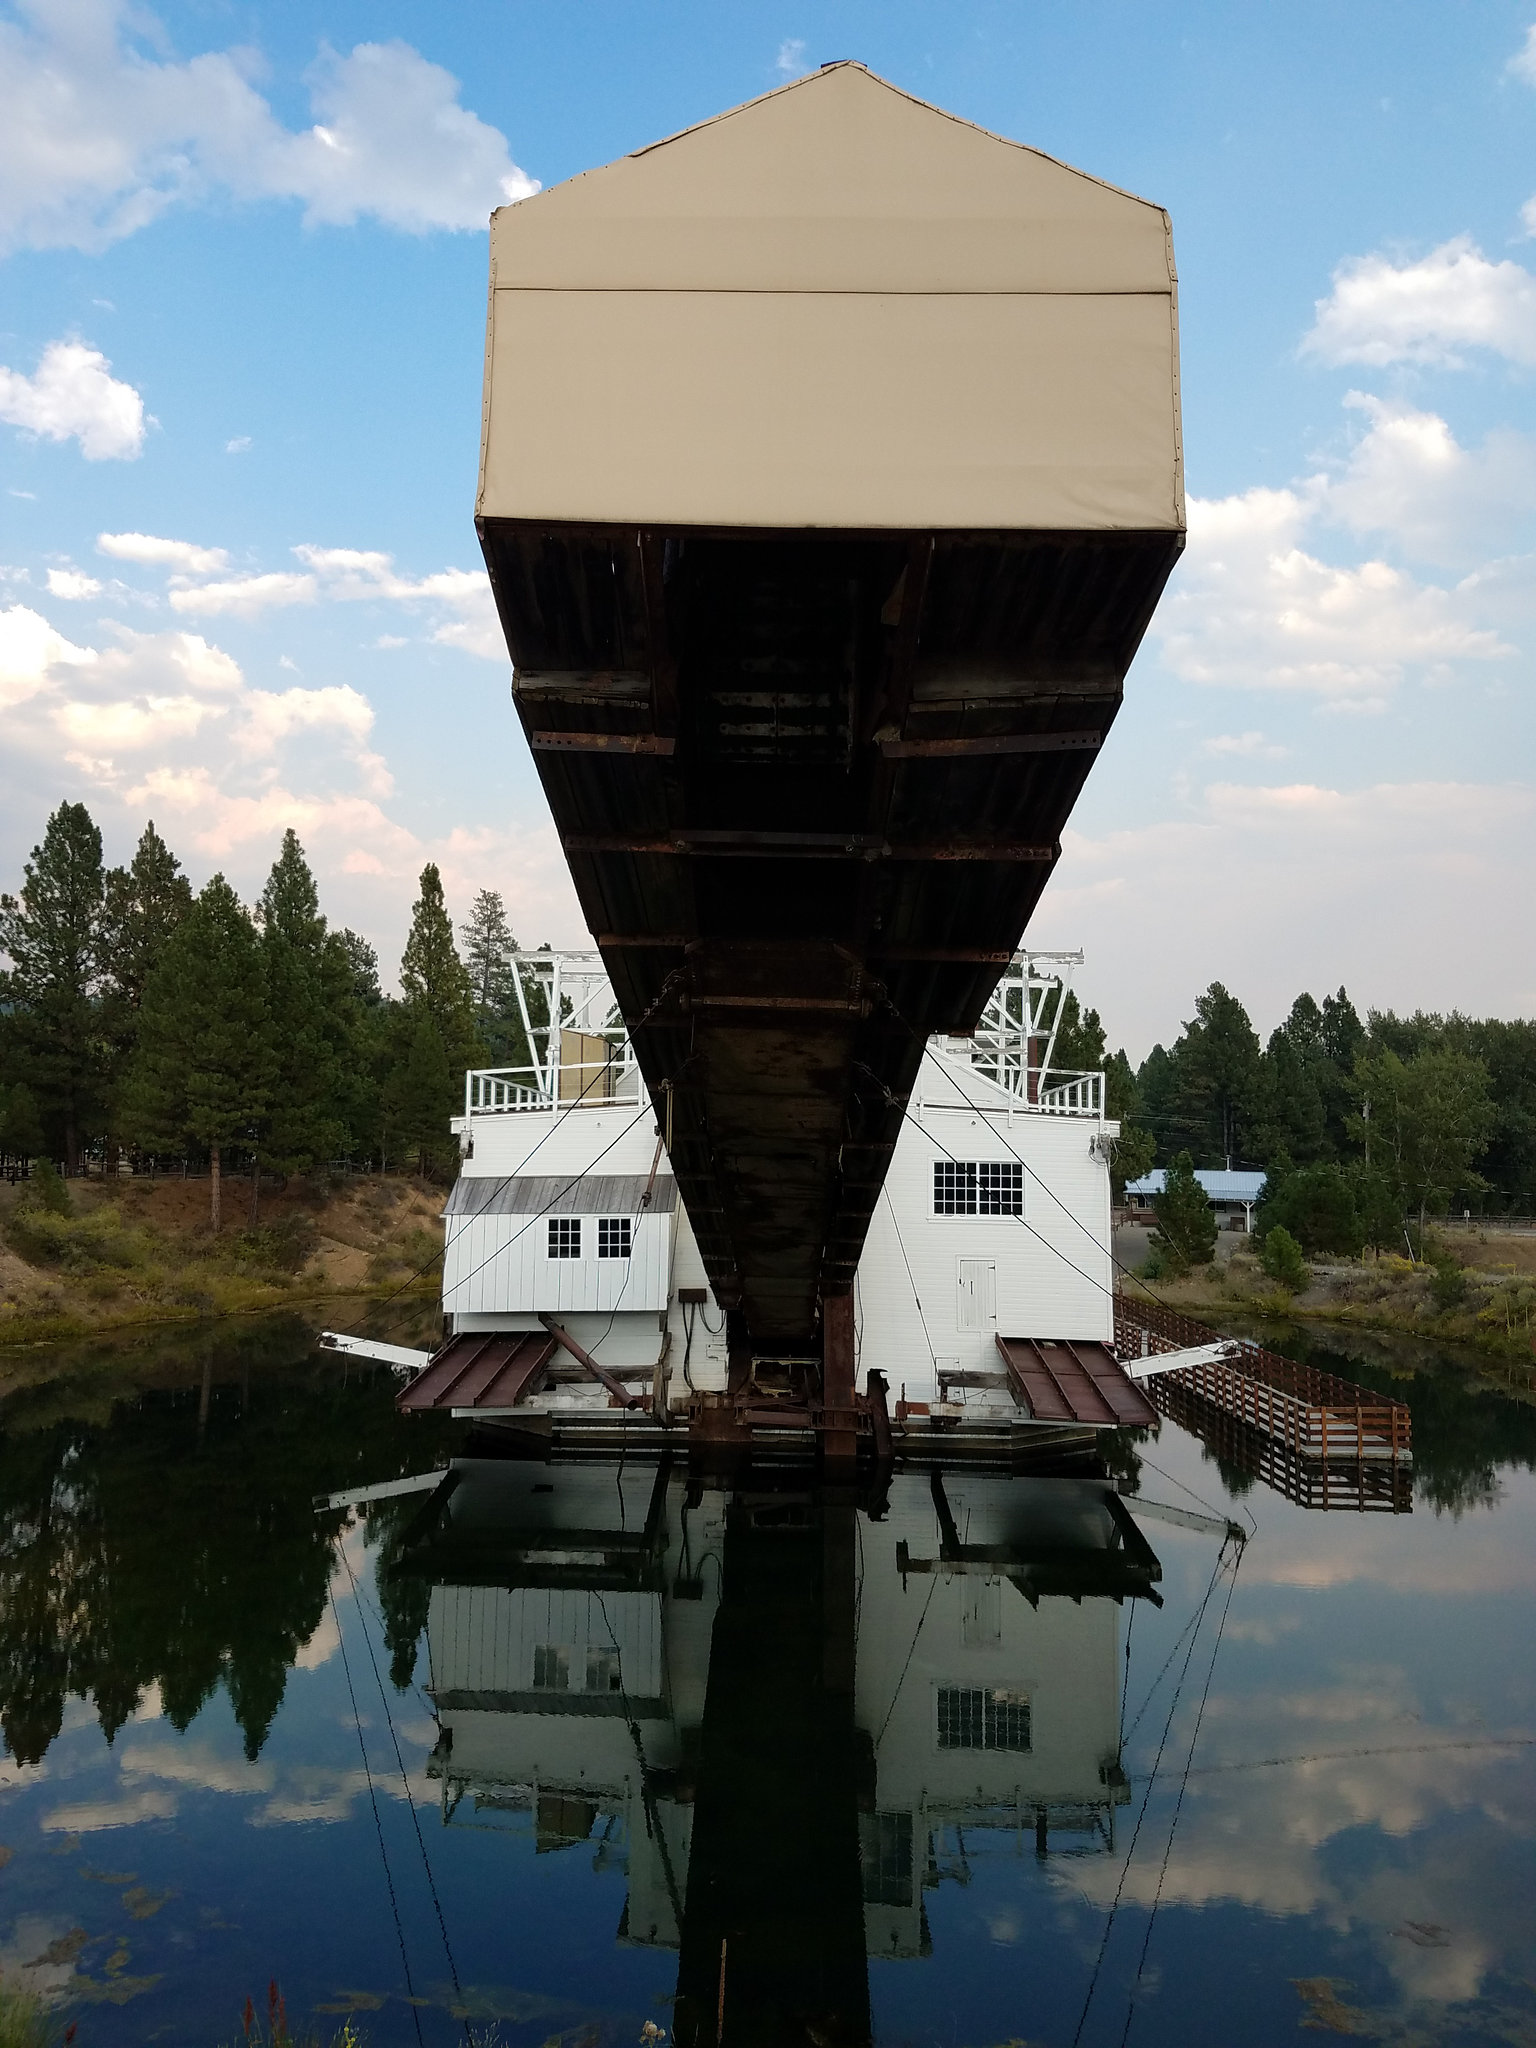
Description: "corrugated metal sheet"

(445, 1173), (678, 1217)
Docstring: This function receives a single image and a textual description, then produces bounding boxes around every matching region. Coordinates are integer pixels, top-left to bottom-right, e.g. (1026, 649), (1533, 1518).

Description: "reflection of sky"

(0, 1531), (677, 2044)
(869, 1427), (1536, 2048)
(2, 1366), (1534, 2047)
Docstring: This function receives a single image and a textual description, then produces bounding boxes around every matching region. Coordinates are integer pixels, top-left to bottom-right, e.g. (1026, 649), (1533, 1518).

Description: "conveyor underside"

(483, 520), (1180, 1353)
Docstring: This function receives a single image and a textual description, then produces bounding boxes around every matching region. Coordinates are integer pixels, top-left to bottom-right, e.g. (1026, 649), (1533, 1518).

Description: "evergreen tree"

(0, 803), (107, 1173)
(0, 1082), (46, 1161)
(338, 929), (383, 1007)
(100, 820), (194, 1161)
(256, 831), (354, 1192)
(1151, 1150), (1217, 1272)
(1104, 1050), (1156, 1197)
(122, 877), (272, 1229)
(461, 889), (516, 1013)
(100, 821), (193, 1013)
(393, 865), (481, 1165)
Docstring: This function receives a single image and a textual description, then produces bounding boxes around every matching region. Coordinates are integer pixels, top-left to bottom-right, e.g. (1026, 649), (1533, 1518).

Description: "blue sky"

(3, 0), (1535, 1053)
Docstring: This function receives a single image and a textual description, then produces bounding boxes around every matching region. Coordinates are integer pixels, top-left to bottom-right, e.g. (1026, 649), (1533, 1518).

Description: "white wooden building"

(427, 950), (1123, 1419)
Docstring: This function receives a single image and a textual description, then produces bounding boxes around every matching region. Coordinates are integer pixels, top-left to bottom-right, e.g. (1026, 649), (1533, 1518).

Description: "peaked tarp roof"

(479, 62), (1183, 531)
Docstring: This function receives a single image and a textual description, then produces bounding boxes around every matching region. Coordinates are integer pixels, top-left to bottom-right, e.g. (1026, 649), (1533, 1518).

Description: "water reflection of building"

(395, 1456), (1164, 2043)
(407, 1462), (720, 1953)
(856, 1473), (1158, 1961)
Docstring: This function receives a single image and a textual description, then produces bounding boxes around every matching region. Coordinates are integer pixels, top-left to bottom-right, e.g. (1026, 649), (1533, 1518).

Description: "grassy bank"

(1123, 1228), (1536, 1384)
(0, 1171), (444, 1351)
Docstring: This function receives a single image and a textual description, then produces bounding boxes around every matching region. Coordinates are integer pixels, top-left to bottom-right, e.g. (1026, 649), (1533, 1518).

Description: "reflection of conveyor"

(388, 1456), (1168, 2040)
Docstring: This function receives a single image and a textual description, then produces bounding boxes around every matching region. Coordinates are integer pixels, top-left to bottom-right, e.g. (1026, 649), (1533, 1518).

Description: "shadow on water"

(0, 1316), (1533, 2045)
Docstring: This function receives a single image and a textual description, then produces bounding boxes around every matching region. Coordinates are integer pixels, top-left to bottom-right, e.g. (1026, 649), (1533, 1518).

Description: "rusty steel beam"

(877, 729), (1100, 758)
(528, 731), (677, 755)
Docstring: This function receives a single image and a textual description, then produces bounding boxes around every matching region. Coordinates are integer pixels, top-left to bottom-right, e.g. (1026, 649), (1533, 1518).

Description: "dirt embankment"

(1121, 1226), (1536, 1381)
(0, 1172), (446, 1349)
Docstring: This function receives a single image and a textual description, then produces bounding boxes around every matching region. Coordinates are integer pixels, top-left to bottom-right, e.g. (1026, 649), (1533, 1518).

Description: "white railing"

(464, 1054), (641, 1118)
(1037, 1071), (1105, 1117)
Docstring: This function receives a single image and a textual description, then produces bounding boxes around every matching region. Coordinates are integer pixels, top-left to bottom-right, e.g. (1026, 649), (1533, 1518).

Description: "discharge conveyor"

(475, 63), (1184, 1356)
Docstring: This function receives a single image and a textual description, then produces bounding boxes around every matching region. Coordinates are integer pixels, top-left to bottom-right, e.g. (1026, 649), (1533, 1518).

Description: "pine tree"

(101, 821), (193, 1013)
(0, 803), (107, 1173)
(395, 865), (481, 1164)
(100, 820), (194, 1164)
(122, 876), (272, 1229)
(256, 831), (353, 1195)
(338, 929), (383, 1006)
(0, 1081), (46, 1161)
(460, 889), (516, 1013)
(1152, 1151), (1217, 1272)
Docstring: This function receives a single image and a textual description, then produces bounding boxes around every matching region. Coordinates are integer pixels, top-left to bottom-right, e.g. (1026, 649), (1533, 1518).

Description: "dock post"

(821, 1290), (858, 1469)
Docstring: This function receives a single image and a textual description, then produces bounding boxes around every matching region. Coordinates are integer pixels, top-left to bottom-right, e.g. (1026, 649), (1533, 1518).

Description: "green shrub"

(7, 1203), (156, 1274)
(1427, 1250), (1468, 1310)
(1259, 1225), (1308, 1293)
(229, 1214), (318, 1274)
(28, 1159), (71, 1216)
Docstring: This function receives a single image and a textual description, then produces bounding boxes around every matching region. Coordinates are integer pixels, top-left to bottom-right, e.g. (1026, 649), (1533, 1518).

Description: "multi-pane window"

(936, 1685), (1032, 1753)
(934, 1161), (977, 1214)
(598, 1217), (632, 1260)
(933, 1161), (1023, 1217)
(859, 1811), (914, 1907)
(548, 1217), (581, 1258)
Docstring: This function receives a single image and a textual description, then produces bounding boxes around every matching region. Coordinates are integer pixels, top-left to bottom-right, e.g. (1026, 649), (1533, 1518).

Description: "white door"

(957, 1258), (996, 1332)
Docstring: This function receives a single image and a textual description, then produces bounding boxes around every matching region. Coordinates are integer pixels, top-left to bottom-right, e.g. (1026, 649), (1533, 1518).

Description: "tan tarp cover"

(479, 63), (1181, 533)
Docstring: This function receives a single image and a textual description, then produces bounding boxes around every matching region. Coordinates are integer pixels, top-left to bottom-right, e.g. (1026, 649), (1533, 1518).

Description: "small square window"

(548, 1217), (581, 1259)
(598, 1217), (631, 1259)
(934, 1161), (977, 1215)
(586, 1647), (623, 1693)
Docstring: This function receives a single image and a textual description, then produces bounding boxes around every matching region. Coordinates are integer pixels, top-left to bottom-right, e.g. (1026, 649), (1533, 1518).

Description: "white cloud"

(0, 603), (97, 709)
(1324, 392), (1536, 567)
(1507, 22), (1536, 84)
(1524, 195), (1536, 238)
(45, 567), (102, 600)
(1302, 236), (1536, 368)
(0, 3), (538, 255)
(98, 531), (229, 574)
(1154, 486), (1509, 701)
(0, 339), (145, 459)
(1202, 731), (1285, 758)
(776, 38), (810, 79)
(225, 435), (251, 454)
(169, 569), (319, 617)
(162, 542), (504, 654)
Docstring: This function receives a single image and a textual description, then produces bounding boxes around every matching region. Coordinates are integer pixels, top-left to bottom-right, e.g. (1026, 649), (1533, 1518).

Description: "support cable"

(334, 1533), (471, 2039)
(1120, 1541), (1245, 2047)
(1070, 1540), (1231, 2048)
(326, 1564), (426, 2048)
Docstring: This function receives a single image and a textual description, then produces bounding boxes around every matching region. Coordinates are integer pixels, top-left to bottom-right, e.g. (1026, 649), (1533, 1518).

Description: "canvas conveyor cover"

(476, 64), (1184, 1354)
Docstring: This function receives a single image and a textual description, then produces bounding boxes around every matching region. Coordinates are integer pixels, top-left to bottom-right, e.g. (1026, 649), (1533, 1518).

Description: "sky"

(2, 0), (1535, 1058)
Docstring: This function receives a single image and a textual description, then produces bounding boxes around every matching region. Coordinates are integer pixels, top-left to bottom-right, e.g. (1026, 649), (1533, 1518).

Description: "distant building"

(1123, 1168), (1266, 1232)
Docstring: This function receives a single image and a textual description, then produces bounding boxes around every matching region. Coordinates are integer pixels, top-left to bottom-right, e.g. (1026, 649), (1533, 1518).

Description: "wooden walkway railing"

(1114, 1289), (1412, 1483)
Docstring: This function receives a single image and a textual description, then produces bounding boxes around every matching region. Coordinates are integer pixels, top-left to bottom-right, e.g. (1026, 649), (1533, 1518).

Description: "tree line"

(1064, 978), (1534, 1259)
(0, 802), (548, 1225)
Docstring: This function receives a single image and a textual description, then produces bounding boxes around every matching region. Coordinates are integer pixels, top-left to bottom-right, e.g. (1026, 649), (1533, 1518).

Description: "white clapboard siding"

(428, 1585), (665, 1700)
(443, 1207), (672, 1317)
(856, 1051), (1114, 1394)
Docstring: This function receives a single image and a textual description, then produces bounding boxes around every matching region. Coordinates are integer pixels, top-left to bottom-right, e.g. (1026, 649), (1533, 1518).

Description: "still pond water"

(0, 1315), (1533, 2048)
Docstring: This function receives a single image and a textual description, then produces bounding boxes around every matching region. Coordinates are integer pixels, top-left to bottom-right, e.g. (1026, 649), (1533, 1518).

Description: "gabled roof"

(491, 61), (1173, 295)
